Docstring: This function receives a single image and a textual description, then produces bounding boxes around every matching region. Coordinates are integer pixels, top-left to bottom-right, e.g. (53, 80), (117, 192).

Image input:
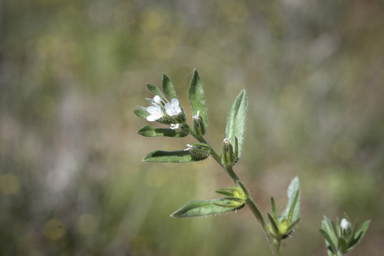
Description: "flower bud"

(221, 138), (237, 167)
(192, 111), (206, 136)
(185, 143), (211, 160)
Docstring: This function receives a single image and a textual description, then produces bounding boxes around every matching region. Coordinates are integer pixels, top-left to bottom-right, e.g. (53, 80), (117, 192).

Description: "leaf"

(338, 237), (347, 253)
(134, 107), (149, 119)
(162, 74), (178, 100)
(225, 90), (248, 157)
(188, 69), (208, 132)
(171, 199), (240, 218)
(281, 177), (300, 222)
(348, 220), (370, 249)
(137, 125), (188, 138)
(319, 229), (338, 255)
(143, 150), (208, 163)
(147, 83), (167, 100)
(287, 190), (299, 222)
(356, 220), (370, 239)
(323, 216), (338, 247)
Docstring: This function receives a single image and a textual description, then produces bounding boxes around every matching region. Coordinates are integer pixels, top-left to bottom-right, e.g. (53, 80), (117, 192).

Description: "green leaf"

(162, 74), (178, 100)
(188, 69), (208, 132)
(319, 229), (338, 255)
(134, 107), (149, 119)
(147, 83), (167, 100)
(287, 190), (299, 222)
(356, 220), (370, 239)
(237, 181), (250, 197)
(281, 177), (300, 222)
(143, 150), (208, 163)
(137, 125), (188, 138)
(348, 219), (370, 249)
(330, 220), (339, 238)
(338, 237), (347, 253)
(323, 216), (338, 247)
(225, 90), (248, 157)
(171, 199), (240, 218)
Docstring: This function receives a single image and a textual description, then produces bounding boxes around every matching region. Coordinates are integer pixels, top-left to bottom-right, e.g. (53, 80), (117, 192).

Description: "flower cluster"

(146, 96), (182, 122)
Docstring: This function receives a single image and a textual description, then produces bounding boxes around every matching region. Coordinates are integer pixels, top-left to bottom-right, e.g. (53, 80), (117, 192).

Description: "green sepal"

(271, 197), (276, 214)
(215, 190), (233, 197)
(146, 83), (167, 101)
(223, 196), (245, 203)
(137, 125), (188, 138)
(213, 199), (244, 208)
(143, 150), (208, 163)
(286, 217), (301, 233)
(225, 90), (248, 157)
(268, 213), (280, 235)
(237, 181), (250, 197)
(188, 69), (208, 132)
(216, 187), (242, 192)
(319, 229), (338, 255)
(171, 199), (241, 218)
(281, 177), (300, 223)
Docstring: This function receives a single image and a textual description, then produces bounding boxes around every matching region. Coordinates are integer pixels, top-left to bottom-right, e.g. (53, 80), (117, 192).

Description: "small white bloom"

(184, 144), (193, 151)
(146, 103), (163, 122)
(193, 110), (200, 120)
(341, 218), (350, 230)
(165, 98), (182, 116)
(170, 124), (180, 130)
(153, 95), (162, 104)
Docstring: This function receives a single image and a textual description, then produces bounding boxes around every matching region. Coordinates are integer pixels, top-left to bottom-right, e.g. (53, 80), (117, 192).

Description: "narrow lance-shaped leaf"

(281, 177), (300, 222)
(143, 150), (208, 163)
(319, 229), (338, 255)
(137, 125), (188, 138)
(162, 74), (178, 101)
(189, 69), (208, 132)
(225, 90), (248, 157)
(147, 83), (168, 100)
(171, 199), (240, 218)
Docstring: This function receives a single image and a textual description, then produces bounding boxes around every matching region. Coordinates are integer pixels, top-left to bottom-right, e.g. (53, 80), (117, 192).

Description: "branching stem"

(187, 125), (282, 256)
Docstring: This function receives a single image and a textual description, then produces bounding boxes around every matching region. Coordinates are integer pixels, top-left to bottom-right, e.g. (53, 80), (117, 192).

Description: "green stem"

(186, 125), (282, 256)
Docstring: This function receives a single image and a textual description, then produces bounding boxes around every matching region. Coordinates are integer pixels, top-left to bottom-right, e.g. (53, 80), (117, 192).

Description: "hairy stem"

(187, 125), (282, 256)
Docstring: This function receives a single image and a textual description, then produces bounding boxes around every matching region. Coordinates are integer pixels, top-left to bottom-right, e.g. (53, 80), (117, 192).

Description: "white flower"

(341, 218), (350, 230)
(170, 124), (180, 130)
(193, 110), (200, 120)
(146, 103), (163, 122)
(184, 144), (193, 151)
(153, 95), (162, 104)
(165, 98), (182, 116)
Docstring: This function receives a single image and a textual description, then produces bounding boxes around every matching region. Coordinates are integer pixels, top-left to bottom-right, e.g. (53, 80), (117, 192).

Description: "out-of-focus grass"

(1, 0), (384, 255)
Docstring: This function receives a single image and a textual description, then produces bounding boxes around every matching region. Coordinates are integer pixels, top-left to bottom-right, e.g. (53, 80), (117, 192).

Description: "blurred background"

(1, 0), (383, 255)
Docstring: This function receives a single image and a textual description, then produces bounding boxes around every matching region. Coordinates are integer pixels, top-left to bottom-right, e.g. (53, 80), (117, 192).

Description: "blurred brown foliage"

(1, 0), (383, 255)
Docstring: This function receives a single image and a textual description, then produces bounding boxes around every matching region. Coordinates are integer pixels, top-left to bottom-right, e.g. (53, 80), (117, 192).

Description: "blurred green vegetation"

(1, 0), (384, 255)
